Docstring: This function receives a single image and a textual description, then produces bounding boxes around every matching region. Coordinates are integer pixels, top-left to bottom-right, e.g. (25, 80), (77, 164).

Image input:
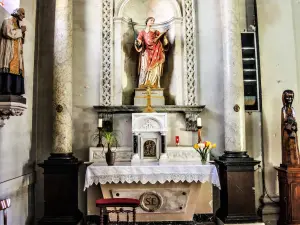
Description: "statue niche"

(115, 0), (182, 106)
(281, 89), (300, 167)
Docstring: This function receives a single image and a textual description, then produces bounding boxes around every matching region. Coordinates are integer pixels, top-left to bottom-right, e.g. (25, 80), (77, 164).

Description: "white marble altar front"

(85, 162), (220, 222)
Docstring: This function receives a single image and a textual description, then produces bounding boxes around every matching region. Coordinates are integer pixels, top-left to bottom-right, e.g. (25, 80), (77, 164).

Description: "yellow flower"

(211, 143), (217, 148)
(193, 143), (199, 149)
(205, 141), (211, 147)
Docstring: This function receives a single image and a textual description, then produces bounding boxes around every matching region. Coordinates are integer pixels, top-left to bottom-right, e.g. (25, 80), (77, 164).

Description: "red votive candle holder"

(175, 136), (179, 146)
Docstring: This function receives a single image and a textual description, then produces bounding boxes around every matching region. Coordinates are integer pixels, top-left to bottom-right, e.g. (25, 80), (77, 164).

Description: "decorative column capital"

(0, 97), (27, 128)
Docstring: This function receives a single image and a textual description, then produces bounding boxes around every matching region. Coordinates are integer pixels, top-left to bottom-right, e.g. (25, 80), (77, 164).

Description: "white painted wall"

(257, 0), (299, 198)
(0, 0), (36, 224)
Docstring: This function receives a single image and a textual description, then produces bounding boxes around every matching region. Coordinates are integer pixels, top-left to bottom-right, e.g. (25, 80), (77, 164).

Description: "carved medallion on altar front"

(139, 192), (163, 212)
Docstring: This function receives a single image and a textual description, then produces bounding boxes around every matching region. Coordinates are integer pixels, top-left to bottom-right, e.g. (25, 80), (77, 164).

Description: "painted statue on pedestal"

(281, 90), (300, 167)
(134, 17), (169, 88)
(0, 8), (26, 95)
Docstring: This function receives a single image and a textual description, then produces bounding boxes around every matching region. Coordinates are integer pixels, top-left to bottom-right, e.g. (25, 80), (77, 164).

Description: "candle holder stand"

(197, 126), (202, 143)
(175, 136), (180, 146)
(97, 127), (104, 148)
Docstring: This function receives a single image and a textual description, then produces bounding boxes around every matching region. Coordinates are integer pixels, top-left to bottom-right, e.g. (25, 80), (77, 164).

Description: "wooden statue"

(281, 89), (300, 167)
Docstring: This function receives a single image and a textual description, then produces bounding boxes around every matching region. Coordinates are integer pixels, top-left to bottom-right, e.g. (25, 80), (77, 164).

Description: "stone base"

(134, 88), (165, 106)
(257, 195), (279, 225)
(131, 153), (141, 164)
(159, 153), (169, 163)
(216, 217), (265, 225)
(38, 153), (83, 225)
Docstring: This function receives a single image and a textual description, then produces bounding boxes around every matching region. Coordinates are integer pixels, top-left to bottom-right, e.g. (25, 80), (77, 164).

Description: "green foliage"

(102, 131), (119, 148)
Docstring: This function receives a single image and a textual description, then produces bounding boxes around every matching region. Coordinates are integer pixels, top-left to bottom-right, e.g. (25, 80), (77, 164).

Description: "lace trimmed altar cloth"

(84, 162), (221, 190)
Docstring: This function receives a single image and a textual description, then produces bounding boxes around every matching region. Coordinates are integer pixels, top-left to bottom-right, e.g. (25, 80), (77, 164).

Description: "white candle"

(98, 119), (103, 128)
(197, 118), (202, 127)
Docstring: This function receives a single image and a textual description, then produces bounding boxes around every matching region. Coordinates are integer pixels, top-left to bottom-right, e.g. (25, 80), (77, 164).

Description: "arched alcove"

(117, 0), (182, 24)
(100, 0), (198, 108)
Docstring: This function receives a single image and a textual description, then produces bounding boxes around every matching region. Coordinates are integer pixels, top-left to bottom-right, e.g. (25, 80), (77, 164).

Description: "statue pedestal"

(134, 88), (165, 106)
(275, 166), (300, 225)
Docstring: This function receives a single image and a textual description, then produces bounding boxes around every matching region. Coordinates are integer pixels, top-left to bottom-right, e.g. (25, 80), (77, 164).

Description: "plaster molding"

(116, 0), (182, 18)
(0, 102), (27, 127)
(89, 146), (203, 162)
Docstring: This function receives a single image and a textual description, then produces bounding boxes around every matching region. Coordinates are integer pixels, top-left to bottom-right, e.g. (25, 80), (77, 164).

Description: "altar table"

(85, 162), (220, 222)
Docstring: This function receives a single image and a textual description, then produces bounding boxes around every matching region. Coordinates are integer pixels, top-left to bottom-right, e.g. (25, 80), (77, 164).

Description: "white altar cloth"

(84, 162), (220, 190)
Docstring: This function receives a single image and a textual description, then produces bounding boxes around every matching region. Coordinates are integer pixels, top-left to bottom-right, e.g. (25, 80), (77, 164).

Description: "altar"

(85, 0), (219, 222)
(85, 161), (220, 222)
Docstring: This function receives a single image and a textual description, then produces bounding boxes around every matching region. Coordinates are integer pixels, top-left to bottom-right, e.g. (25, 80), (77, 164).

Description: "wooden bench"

(96, 198), (140, 225)
(0, 199), (11, 225)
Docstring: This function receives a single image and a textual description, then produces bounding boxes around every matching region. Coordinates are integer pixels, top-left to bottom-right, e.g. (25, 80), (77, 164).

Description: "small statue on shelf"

(0, 8), (26, 95)
(281, 90), (300, 167)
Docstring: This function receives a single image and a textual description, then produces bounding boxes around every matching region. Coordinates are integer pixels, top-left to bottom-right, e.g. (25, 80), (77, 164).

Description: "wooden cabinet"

(276, 167), (300, 225)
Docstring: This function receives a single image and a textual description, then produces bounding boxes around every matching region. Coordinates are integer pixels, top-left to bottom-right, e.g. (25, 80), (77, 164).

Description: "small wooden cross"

(143, 80), (155, 113)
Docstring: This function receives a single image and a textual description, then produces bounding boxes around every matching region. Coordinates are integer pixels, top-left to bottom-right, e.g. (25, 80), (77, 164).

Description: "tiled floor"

(86, 214), (216, 225)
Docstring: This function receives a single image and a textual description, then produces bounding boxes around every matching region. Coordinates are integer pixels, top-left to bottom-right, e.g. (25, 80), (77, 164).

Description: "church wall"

(0, 0), (36, 224)
(257, 0), (299, 214)
(34, 0), (300, 221)
(72, 0), (102, 215)
(34, 0), (55, 222)
(291, 0), (300, 102)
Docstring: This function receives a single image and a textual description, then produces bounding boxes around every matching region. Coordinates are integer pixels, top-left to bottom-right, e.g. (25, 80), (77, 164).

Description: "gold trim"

(135, 96), (164, 99)
(135, 88), (164, 91)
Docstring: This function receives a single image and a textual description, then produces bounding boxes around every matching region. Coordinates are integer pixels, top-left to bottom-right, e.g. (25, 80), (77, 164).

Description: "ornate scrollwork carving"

(92, 150), (132, 161)
(185, 112), (200, 131)
(0, 108), (24, 120)
(183, 0), (197, 106)
(0, 106), (26, 127)
(140, 119), (160, 131)
(101, 0), (113, 106)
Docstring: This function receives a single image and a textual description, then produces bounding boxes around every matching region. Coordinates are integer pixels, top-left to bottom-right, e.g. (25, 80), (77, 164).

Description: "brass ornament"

(143, 140), (156, 157)
(233, 104), (240, 112)
(139, 192), (163, 212)
(56, 104), (63, 113)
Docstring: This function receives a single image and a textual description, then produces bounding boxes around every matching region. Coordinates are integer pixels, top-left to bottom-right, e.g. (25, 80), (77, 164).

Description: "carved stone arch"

(133, 116), (163, 132)
(116, 0), (182, 18)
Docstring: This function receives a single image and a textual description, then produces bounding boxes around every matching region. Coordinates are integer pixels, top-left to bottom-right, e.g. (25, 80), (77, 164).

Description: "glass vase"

(200, 153), (210, 164)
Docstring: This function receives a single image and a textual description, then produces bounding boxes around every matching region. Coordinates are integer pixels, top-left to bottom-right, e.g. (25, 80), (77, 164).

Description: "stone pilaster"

(215, 0), (261, 224)
(221, 0), (246, 153)
(38, 1), (82, 224)
(53, 0), (73, 154)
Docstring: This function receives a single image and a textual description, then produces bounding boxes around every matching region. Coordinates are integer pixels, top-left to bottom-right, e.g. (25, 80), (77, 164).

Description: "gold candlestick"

(97, 127), (104, 148)
(143, 80), (155, 113)
(197, 126), (202, 143)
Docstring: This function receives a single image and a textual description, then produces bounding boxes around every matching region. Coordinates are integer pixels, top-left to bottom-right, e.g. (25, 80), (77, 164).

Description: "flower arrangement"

(193, 141), (217, 163)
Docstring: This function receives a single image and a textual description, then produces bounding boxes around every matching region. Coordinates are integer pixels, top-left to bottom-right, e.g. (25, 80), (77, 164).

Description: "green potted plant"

(102, 131), (119, 166)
